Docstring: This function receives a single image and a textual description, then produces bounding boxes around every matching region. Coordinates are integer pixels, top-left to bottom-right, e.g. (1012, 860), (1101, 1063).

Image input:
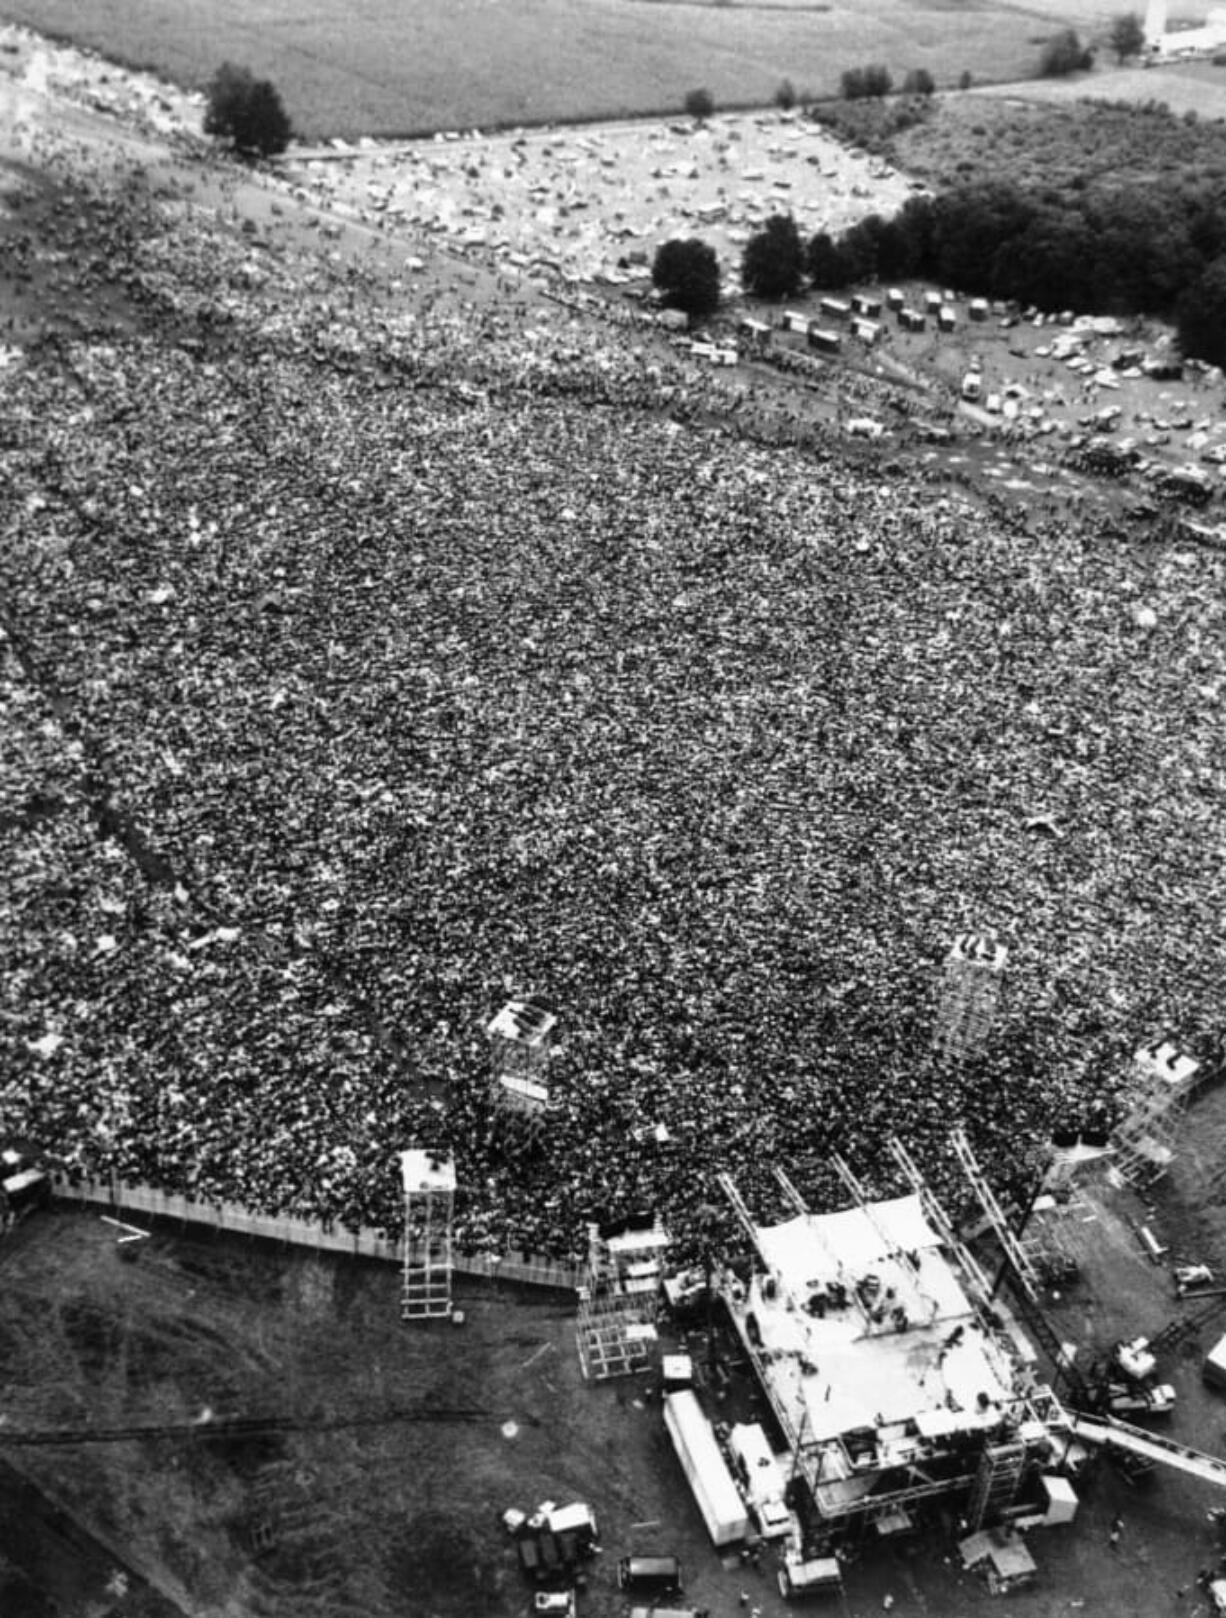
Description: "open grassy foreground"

(0, 0), (1162, 138)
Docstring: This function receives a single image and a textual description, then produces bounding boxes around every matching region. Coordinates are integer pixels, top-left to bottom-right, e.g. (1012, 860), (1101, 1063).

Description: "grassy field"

(0, 0), (1161, 138)
(973, 53), (1226, 118)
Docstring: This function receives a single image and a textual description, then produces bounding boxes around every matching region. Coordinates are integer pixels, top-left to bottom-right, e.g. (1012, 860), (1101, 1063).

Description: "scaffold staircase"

(967, 1442), (1026, 1531)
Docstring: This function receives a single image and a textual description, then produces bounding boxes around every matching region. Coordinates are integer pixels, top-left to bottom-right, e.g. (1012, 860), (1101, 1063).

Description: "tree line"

(653, 178), (1226, 366)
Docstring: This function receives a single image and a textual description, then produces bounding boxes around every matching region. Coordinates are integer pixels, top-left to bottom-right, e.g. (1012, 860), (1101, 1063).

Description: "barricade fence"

(50, 1174), (581, 1292)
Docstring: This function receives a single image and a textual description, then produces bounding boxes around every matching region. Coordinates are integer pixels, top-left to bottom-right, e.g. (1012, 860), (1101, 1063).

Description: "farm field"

(0, 0), (1168, 139)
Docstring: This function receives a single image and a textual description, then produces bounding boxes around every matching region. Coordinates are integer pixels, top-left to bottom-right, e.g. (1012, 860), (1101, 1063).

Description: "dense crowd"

(4, 137), (1226, 1273)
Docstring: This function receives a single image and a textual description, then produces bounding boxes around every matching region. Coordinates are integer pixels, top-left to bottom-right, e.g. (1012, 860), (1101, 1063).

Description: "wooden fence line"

(51, 1175), (581, 1292)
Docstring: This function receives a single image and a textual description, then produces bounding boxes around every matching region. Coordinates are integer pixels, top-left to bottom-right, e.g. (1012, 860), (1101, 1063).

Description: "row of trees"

(807, 182), (1226, 365)
(653, 172), (1226, 365)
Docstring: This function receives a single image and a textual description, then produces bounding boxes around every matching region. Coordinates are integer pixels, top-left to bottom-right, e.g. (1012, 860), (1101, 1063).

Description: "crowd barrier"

(50, 1175), (581, 1292)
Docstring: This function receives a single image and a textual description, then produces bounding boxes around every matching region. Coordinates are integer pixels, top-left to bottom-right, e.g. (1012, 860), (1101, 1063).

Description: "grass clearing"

(0, 0), (1145, 138)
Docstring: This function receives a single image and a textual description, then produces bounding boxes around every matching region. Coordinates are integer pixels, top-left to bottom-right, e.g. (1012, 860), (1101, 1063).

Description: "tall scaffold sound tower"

(401, 1149), (457, 1322)
(933, 933), (1007, 1064)
(1111, 1040), (1200, 1190)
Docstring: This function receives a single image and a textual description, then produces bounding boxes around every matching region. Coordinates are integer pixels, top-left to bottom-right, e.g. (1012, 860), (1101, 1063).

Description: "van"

(617, 1556), (684, 1596)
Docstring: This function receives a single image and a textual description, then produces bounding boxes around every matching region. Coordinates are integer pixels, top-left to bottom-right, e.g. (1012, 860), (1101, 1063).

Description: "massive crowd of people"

(4, 128), (1226, 1275)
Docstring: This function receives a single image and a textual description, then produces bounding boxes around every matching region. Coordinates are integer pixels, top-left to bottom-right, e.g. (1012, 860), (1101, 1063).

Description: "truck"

(777, 1552), (843, 1601)
(662, 1392), (750, 1547)
(728, 1422), (793, 1540)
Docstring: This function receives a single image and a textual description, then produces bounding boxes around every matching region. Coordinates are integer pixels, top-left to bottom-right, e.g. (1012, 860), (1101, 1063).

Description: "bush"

(684, 87), (715, 122)
(651, 238), (720, 318)
(903, 68), (936, 97)
(204, 62), (292, 157)
(1040, 28), (1094, 77)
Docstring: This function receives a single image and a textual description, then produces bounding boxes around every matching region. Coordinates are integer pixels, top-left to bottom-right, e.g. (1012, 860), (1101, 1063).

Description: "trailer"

(807, 327), (841, 355)
(662, 1391), (750, 1547)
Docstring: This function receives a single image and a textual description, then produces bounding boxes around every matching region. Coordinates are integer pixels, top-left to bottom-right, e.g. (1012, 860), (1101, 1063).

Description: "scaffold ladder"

(889, 1137), (996, 1309)
(949, 1127), (1041, 1304)
(773, 1165), (809, 1217)
(717, 1170), (765, 1261)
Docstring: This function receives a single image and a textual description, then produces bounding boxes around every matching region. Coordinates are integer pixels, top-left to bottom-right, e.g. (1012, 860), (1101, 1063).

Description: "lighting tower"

(401, 1149), (457, 1321)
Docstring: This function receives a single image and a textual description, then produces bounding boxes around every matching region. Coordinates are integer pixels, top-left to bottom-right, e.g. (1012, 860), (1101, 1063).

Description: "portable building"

(781, 310), (809, 335)
(808, 327), (841, 354)
(851, 293), (883, 318)
(885, 287), (905, 312)
(969, 298), (989, 322)
(819, 296), (850, 322)
(851, 318), (880, 345)
(937, 306), (957, 332)
(923, 290), (943, 315)
(899, 308), (925, 332)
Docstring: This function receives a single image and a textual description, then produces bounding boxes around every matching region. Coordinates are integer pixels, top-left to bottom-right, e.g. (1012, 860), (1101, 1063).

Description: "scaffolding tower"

(933, 933), (1007, 1064)
(576, 1220), (668, 1380)
(401, 1150), (457, 1321)
(1111, 1041), (1200, 1189)
(966, 1442), (1027, 1532)
(487, 996), (557, 1122)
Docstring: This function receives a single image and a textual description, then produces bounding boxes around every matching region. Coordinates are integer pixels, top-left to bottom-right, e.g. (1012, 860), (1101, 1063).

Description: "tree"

(841, 67), (867, 100)
(1177, 255), (1226, 366)
(742, 214), (805, 299)
(903, 67), (936, 96)
(1040, 28), (1094, 76)
(204, 61), (292, 156)
(863, 64), (894, 98)
(652, 238), (720, 318)
(807, 231), (853, 289)
(774, 78), (797, 111)
(684, 87), (715, 122)
(1109, 12), (1146, 64)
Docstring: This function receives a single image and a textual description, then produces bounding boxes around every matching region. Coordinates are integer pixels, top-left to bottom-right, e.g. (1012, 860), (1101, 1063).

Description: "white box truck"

(662, 1392), (750, 1547)
(728, 1422), (792, 1539)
